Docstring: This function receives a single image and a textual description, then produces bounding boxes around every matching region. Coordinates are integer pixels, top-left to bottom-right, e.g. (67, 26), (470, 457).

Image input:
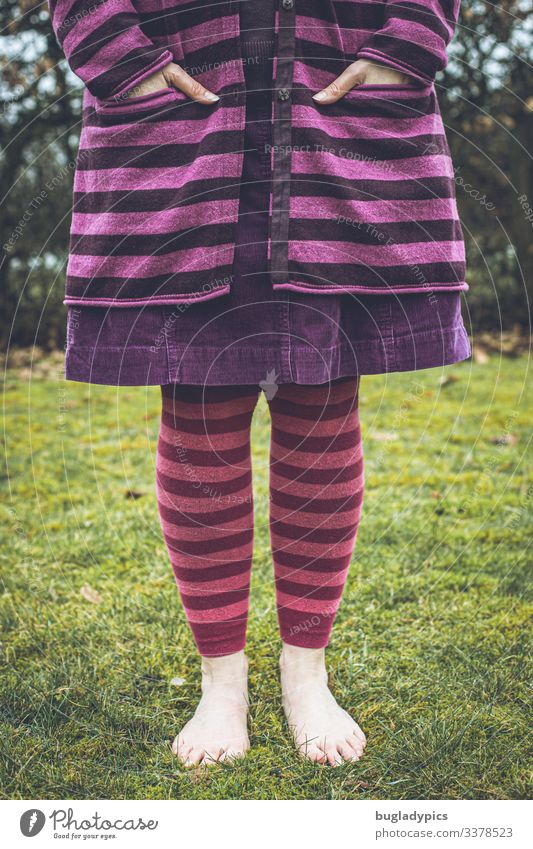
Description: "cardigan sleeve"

(48, 0), (173, 99)
(356, 1), (460, 85)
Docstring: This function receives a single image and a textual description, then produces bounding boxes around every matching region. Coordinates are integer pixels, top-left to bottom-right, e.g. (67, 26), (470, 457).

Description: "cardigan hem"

(273, 281), (468, 296)
(64, 280), (468, 308)
(63, 285), (231, 308)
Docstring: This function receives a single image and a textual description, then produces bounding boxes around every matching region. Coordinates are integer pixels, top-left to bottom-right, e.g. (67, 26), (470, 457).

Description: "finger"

(127, 71), (167, 98)
(312, 66), (363, 104)
(164, 63), (219, 104)
(364, 63), (410, 85)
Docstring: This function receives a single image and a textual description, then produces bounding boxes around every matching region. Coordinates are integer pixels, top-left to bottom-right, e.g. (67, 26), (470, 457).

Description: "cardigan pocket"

(307, 83), (454, 186)
(337, 82), (435, 111)
(342, 83), (421, 95)
(93, 86), (188, 115)
(67, 92), (238, 307)
(285, 84), (466, 295)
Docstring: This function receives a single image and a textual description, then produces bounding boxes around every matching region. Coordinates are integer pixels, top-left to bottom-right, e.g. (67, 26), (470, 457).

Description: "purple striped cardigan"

(49, 0), (467, 307)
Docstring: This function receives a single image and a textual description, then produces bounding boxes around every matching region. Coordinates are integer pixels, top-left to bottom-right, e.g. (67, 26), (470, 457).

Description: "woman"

(49, 0), (469, 766)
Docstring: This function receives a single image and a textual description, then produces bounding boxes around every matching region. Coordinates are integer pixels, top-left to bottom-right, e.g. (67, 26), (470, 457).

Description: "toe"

(174, 737), (193, 763)
(324, 745), (342, 767)
(202, 748), (224, 766)
(350, 739), (365, 760)
(352, 725), (366, 744)
(352, 728), (367, 749)
(218, 746), (246, 763)
(337, 740), (360, 763)
(176, 745), (193, 764)
(297, 740), (327, 763)
(184, 748), (205, 767)
(346, 736), (364, 760)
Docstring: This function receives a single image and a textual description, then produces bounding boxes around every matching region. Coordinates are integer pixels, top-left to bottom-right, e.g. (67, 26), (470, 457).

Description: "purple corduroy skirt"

(65, 19), (470, 387)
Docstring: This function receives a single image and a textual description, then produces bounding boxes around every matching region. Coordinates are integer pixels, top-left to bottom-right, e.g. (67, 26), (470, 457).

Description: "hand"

(126, 61), (219, 104)
(313, 59), (411, 104)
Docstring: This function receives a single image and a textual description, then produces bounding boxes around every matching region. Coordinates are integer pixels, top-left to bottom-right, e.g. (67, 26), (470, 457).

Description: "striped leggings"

(156, 378), (364, 656)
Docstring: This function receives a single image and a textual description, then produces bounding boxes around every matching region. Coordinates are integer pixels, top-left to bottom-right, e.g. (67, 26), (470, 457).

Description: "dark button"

(282, 0), (294, 9)
(277, 88), (290, 102)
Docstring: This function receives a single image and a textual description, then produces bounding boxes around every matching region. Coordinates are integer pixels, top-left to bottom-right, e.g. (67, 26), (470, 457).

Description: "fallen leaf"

(371, 431), (399, 442)
(189, 766), (208, 783)
(80, 585), (102, 604)
(438, 373), (459, 387)
(489, 434), (517, 446)
(473, 346), (489, 364)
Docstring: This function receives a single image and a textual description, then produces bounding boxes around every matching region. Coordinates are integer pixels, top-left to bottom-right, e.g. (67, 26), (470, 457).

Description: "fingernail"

(204, 92), (220, 102)
(312, 91), (327, 101)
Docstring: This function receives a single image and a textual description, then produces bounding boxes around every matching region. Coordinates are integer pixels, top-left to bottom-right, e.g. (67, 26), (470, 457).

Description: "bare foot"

(172, 651), (250, 766)
(280, 643), (366, 766)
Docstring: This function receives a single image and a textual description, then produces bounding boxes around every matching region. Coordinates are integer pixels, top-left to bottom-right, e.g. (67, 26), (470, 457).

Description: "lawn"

(1, 351), (531, 800)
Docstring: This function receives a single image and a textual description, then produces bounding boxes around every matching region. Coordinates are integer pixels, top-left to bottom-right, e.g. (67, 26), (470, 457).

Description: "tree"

(441, 0), (533, 329)
(0, 0), (81, 348)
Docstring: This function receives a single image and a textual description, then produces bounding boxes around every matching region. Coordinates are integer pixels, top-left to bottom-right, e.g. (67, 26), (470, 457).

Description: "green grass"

(1, 353), (532, 800)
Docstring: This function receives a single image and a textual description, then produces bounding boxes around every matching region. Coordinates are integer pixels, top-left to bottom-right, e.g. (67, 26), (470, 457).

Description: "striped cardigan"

(49, 0), (466, 306)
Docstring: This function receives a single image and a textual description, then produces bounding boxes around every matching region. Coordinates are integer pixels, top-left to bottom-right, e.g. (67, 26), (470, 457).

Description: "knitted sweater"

(49, 1), (466, 306)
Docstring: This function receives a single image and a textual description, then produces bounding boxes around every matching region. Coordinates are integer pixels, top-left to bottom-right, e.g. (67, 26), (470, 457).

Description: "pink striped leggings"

(156, 378), (364, 656)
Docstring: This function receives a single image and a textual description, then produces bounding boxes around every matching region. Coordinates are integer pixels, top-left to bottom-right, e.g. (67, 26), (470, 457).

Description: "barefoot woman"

(49, 0), (469, 765)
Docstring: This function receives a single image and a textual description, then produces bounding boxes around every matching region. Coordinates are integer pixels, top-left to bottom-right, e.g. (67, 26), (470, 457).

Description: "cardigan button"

(277, 88), (290, 101)
(282, 0), (294, 9)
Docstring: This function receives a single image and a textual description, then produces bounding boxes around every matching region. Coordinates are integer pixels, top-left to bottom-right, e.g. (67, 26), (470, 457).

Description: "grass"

(0, 351), (532, 800)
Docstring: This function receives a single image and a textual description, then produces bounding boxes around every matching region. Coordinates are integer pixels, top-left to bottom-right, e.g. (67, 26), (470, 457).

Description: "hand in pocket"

(313, 59), (412, 104)
(126, 61), (220, 104)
